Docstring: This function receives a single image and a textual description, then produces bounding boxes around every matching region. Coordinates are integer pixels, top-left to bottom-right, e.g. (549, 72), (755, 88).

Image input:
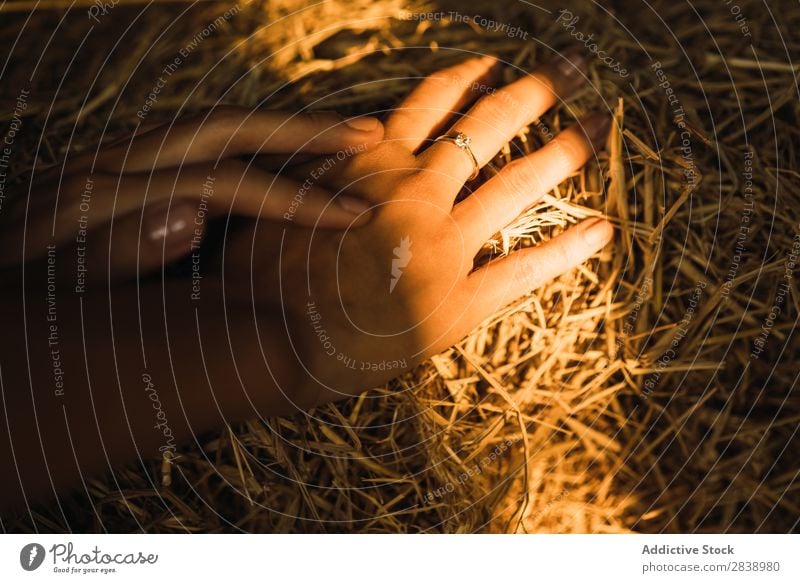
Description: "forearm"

(0, 266), (302, 513)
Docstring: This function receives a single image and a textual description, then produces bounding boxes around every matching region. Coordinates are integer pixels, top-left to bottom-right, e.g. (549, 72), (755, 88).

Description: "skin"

(0, 108), (384, 513)
(0, 107), (383, 279)
(0, 51), (613, 513)
(221, 52), (614, 404)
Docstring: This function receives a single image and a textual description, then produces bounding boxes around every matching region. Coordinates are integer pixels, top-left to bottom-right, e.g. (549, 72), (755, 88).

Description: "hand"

(0, 106), (383, 283)
(219, 51), (614, 407)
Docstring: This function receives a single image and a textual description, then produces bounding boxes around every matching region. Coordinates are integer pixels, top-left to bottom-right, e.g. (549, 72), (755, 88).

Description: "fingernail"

(478, 55), (503, 80)
(555, 48), (587, 79)
(481, 54), (501, 69)
(581, 218), (614, 248)
(344, 116), (380, 132)
(581, 113), (613, 150)
(545, 49), (588, 96)
(336, 195), (371, 214)
(144, 201), (197, 248)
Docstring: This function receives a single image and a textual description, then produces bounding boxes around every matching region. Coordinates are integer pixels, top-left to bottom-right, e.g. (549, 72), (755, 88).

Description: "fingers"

(70, 107), (384, 173)
(76, 200), (201, 283)
(419, 49), (588, 187)
(383, 56), (501, 152)
(461, 217), (614, 317)
(2, 160), (370, 265)
(453, 113), (612, 250)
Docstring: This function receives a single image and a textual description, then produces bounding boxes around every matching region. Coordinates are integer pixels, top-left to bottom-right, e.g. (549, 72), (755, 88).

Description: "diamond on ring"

(454, 133), (471, 148)
(435, 131), (480, 180)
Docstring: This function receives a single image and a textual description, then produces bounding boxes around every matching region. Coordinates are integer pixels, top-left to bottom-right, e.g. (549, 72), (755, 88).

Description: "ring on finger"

(434, 131), (480, 180)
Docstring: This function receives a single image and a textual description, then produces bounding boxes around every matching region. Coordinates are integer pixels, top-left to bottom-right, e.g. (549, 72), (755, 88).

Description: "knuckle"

(473, 92), (517, 130)
(514, 255), (542, 290)
(553, 236), (579, 269)
(394, 169), (432, 193)
(501, 157), (545, 196)
(193, 106), (246, 150)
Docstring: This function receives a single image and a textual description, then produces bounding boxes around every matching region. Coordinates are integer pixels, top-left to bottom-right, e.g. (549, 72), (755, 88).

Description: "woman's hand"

(0, 106), (383, 283)
(0, 107), (385, 508)
(220, 52), (614, 406)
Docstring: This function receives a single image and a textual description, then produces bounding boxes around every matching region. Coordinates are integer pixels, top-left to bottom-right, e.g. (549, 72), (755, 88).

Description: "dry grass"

(2, 0), (798, 532)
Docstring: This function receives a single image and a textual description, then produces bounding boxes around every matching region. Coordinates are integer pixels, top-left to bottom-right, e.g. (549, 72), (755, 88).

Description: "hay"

(2, 0), (798, 533)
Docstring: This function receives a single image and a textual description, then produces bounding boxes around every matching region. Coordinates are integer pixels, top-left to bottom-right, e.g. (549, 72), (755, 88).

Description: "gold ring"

(435, 131), (480, 180)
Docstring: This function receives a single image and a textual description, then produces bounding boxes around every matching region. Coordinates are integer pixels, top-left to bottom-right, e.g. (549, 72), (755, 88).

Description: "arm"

(0, 266), (300, 513)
